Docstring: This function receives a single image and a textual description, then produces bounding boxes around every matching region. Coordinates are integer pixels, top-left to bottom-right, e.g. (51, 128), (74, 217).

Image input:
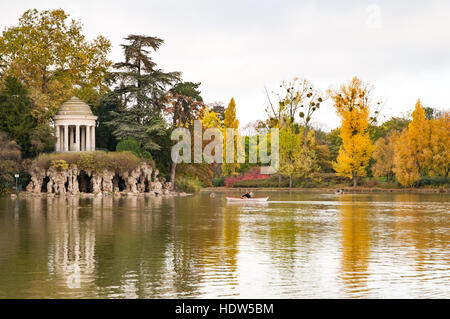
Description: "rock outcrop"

(26, 166), (46, 193)
(26, 163), (173, 196)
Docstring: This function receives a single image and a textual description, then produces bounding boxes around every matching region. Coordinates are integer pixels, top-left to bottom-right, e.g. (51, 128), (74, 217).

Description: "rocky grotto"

(26, 162), (175, 197)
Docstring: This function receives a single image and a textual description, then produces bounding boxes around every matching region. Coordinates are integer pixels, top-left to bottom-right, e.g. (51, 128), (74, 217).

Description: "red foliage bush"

(225, 167), (270, 187)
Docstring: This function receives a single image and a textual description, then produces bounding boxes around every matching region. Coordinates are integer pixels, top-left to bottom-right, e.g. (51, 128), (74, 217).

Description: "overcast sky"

(1, 1), (449, 130)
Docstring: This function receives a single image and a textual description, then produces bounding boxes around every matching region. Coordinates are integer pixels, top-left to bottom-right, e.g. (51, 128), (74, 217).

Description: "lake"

(0, 191), (449, 298)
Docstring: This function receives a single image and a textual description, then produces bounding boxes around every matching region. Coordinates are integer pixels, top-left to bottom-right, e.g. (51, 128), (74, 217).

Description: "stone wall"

(26, 162), (174, 196)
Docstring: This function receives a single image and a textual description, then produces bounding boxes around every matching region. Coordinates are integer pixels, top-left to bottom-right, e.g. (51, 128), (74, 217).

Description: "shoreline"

(2, 191), (191, 199)
(202, 187), (449, 194)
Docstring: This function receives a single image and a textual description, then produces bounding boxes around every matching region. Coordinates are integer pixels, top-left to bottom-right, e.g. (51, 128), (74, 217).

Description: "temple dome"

(53, 96), (97, 152)
(56, 97), (94, 116)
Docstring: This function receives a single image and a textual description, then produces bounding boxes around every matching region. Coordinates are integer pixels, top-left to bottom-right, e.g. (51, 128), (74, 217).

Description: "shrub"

(0, 184), (9, 194)
(30, 151), (147, 174)
(0, 132), (21, 185)
(77, 152), (95, 171)
(34, 152), (79, 169)
(232, 173), (351, 188)
(116, 138), (152, 160)
(50, 159), (69, 171)
(212, 177), (225, 187)
(177, 163), (214, 187)
(175, 176), (204, 193)
(415, 176), (449, 187)
(108, 151), (143, 174)
(362, 178), (379, 188)
(233, 176), (290, 188)
(225, 167), (270, 187)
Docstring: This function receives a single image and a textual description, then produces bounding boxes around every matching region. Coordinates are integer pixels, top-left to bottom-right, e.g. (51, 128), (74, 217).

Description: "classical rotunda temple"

(53, 97), (97, 152)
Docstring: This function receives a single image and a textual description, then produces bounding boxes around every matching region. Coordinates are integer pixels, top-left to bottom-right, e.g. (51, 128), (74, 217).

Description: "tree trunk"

(170, 161), (177, 190)
(170, 122), (181, 191)
(353, 174), (358, 187)
(289, 175), (292, 188)
(304, 126), (309, 158)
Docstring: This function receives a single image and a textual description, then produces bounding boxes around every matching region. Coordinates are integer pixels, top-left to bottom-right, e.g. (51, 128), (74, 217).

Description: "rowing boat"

(226, 196), (269, 202)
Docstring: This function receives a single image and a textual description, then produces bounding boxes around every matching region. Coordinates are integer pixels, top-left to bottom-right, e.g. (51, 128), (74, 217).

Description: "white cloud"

(1, 0), (449, 130)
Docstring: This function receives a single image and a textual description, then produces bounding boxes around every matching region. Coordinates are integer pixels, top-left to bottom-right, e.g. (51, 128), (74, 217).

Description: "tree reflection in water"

(338, 194), (371, 297)
(0, 192), (449, 298)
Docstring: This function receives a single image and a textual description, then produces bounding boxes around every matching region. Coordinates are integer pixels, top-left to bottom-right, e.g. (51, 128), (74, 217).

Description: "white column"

(81, 126), (85, 151)
(91, 125), (96, 151)
(86, 125), (91, 151)
(69, 126), (74, 151)
(64, 125), (69, 152)
(55, 125), (60, 152)
(60, 127), (64, 151)
(75, 125), (80, 152)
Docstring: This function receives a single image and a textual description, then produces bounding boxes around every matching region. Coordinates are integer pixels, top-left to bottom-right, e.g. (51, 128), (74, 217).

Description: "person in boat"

(242, 191), (254, 198)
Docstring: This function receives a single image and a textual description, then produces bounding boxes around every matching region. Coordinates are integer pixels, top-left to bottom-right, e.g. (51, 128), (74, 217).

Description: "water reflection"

(338, 195), (371, 297)
(46, 197), (96, 293)
(0, 192), (448, 298)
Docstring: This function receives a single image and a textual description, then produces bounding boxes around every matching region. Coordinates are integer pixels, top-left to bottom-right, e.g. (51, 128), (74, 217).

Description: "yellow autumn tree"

(0, 9), (111, 122)
(329, 77), (374, 187)
(222, 98), (240, 176)
(202, 109), (223, 130)
(394, 102), (449, 186)
(393, 129), (421, 187)
(406, 100), (430, 173)
(427, 112), (450, 177)
(372, 133), (397, 181)
(393, 100), (428, 186)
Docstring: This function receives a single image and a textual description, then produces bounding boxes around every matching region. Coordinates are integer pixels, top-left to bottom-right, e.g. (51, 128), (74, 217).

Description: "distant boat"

(226, 196), (269, 202)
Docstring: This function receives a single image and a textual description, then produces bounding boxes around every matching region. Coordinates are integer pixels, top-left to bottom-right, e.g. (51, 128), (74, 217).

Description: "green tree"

(29, 123), (56, 156)
(424, 107), (440, 120)
(0, 9), (111, 122)
(107, 35), (180, 151)
(0, 76), (55, 156)
(165, 81), (205, 187)
(368, 116), (409, 141)
(116, 138), (152, 160)
(109, 35), (181, 114)
(167, 82), (204, 127)
(279, 78), (324, 155)
(208, 101), (225, 122)
(0, 132), (21, 188)
(279, 126), (301, 187)
(326, 128), (342, 163)
(310, 129), (333, 173)
(95, 92), (120, 151)
(0, 76), (35, 154)
(279, 126), (319, 187)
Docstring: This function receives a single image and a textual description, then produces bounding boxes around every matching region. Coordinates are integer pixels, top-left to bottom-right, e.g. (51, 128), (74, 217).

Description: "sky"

(1, 0), (450, 130)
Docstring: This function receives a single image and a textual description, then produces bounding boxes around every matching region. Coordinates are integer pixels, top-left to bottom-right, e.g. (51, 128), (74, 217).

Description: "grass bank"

(220, 173), (449, 192)
(202, 187), (448, 193)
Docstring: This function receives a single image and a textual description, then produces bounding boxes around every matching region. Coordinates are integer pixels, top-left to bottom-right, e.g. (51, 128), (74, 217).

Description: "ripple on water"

(0, 193), (449, 298)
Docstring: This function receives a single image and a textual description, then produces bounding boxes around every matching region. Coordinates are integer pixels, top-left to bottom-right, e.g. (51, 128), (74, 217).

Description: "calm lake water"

(0, 191), (449, 298)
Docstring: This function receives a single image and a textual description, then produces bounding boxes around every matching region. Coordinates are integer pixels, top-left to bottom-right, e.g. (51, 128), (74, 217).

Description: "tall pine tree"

(107, 35), (181, 152)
